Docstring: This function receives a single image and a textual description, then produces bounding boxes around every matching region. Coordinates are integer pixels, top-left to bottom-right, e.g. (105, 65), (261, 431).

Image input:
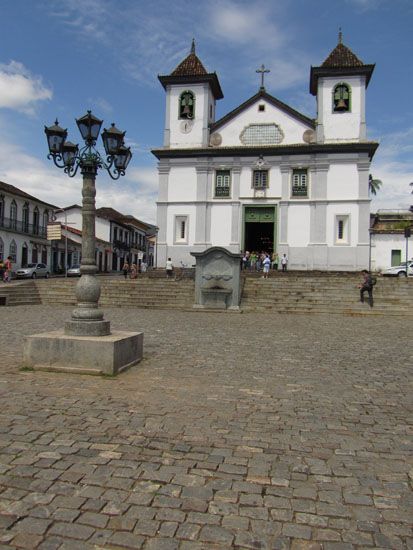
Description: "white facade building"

(0, 180), (55, 270)
(154, 37), (378, 271)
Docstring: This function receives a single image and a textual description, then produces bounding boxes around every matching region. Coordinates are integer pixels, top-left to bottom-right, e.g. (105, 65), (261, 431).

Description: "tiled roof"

(0, 180), (57, 209)
(322, 42), (364, 68)
(171, 52), (208, 76)
(96, 207), (152, 231)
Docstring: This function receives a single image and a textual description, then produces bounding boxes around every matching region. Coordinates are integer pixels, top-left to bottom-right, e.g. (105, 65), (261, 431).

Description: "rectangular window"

(336, 215), (349, 244)
(215, 170), (231, 197)
(292, 169), (308, 197)
(252, 170), (269, 189)
(175, 216), (188, 244)
(114, 227), (118, 240)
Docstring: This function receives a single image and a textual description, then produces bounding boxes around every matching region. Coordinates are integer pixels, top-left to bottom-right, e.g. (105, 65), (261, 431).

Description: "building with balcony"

(0, 180), (56, 270)
(56, 205), (156, 272)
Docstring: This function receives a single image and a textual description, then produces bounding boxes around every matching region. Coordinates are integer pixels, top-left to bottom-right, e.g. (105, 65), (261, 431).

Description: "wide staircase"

(241, 273), (413, 316)
(1, 273), (412, 316)
(35, 276), (195, 310)
(0, 281), (41, 306)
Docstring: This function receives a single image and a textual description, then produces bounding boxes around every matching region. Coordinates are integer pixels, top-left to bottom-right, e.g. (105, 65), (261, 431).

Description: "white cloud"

(0, 61), (52, 115)
(0, 140), (157, 223)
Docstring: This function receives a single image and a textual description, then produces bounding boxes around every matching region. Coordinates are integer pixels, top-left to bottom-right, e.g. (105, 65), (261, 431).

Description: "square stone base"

(23, 329), (143, 375)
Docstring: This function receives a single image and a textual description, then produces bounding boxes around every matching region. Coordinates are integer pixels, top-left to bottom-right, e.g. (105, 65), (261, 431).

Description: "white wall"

(210, 204), (232, 245)
(327, 164), (359, 199)
(287, 205), (310, 247)
(218, 99), (312, 147)
(168, 167), (197, 202)
(96, 218), (110, 241)
(371, 234), (411, 271)
(319, 76), (364, 142)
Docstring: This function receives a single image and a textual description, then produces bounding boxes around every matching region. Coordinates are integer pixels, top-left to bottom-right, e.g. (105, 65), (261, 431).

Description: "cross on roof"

(256, 64), (270, 90)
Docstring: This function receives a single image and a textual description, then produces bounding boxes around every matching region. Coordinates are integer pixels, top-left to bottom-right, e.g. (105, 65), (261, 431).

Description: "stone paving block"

(157, 521), (178, 537)
(109, 530), (145, 548)
(199, 525), (234, 544)
(77, 511), (108, 528)
(175, 522), (201, 540)
(11, 516), (52, 535)
(48, 521), (95, 540)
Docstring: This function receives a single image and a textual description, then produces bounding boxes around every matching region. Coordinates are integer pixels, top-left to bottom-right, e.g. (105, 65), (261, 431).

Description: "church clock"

(180, 120), (194, 134)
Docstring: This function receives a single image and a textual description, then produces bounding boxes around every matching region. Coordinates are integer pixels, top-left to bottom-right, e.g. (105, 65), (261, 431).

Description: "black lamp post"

(45, 111), (132, 336)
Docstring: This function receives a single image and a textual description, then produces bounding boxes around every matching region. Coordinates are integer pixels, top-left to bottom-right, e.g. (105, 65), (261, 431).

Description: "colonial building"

(56, 206), (155, 271)
(370, 210), (413, 271)
(0, 180), (55, 269)
(153, 36), (378, 271)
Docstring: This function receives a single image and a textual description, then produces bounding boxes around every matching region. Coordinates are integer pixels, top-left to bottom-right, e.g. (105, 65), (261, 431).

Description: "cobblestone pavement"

(0, 306), (412, 549)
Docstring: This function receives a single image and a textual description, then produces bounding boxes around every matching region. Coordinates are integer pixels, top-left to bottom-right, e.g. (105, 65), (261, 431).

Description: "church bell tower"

(158, 40), (223, 148)
(310, 32), (375, 143)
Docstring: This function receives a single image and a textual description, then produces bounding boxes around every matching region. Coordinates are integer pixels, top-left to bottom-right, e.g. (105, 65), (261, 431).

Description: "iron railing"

(0, 216), (47, 238)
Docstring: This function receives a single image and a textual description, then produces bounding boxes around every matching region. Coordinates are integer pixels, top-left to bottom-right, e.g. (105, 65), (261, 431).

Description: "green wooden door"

(391, 249), (401, 266)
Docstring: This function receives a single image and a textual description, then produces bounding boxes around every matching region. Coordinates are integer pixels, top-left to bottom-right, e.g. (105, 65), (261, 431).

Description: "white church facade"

(153, 37), (378, 271)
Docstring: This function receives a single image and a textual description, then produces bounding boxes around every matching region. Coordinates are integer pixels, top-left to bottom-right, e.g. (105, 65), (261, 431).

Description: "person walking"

(122, 260), (129, 280)
(250, 252), (257, 272)
(281, 254), (288, 272)
(166, 257), (174, 279)
(130, 263), (137, 279)
(262, 254), (271, 279)
(0, 260), (4, 283)
(359, 270), (375, 308)
(3, 256), (12, 282)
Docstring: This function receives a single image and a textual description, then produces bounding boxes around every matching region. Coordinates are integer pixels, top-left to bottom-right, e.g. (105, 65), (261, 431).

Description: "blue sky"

(0, 0), (411, 223)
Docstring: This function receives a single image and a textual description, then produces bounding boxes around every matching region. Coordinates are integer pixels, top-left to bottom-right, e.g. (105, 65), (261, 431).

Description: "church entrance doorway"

(243, 206), (276, 253)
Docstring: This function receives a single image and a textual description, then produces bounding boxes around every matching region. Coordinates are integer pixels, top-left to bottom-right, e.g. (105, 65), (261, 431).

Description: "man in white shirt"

(166, 258), (173, 278)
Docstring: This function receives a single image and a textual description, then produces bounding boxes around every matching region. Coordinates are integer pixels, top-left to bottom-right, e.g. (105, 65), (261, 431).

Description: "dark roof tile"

(171, 52), (208, 77)
(322, 42), (364, 68)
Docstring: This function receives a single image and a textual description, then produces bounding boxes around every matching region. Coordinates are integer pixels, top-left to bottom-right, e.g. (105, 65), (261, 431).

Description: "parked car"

(67, 264), (81, 277)
(382, 260), (413, 277)
(16, 263), (49, 279)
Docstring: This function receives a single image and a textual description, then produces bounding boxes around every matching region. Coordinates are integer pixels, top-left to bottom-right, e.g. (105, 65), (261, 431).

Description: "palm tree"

(369, 174), (382, 196)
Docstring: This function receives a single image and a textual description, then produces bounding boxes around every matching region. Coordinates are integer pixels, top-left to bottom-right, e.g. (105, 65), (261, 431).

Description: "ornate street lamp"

(45, 111), (132, 337)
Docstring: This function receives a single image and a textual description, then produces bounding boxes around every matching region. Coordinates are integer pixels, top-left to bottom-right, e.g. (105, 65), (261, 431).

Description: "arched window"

(333, 83), (351, 112)
(9, 240), (17, 262)
(43, 209), (49, 231)
(23, 202), (30, 233)
(0, 194), (4, 225)
(0, 237), (3, 261)
(10, 200), (17, 230)
(33, 207), (39, 235)
(179, 90), (195, 119)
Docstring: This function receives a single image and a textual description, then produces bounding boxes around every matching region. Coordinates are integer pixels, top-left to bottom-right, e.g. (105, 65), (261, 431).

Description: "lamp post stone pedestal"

(22, 111), (143, 375)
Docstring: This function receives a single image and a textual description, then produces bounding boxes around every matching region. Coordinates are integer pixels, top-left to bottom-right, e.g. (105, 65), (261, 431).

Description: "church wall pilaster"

(357, 157), (370, 200)
(158, 162), (170, 202)
(195, 165), (209, 244)
(316, 83), (325, 143)
(359, 83), (367, 140)
(163, 90), (171, 147)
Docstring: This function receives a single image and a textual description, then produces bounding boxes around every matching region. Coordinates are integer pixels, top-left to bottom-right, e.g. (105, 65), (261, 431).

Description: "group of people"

(242, 251), (288, 275)
(122, 260), (147, 279)
(0, 256), (13, 283)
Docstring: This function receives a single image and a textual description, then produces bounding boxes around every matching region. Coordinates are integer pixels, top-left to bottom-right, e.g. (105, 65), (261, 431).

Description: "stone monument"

(191, 247), (242, 311)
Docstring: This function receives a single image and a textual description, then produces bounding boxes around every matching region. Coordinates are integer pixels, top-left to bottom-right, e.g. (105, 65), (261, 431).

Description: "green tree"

(369, 174), (382, 196)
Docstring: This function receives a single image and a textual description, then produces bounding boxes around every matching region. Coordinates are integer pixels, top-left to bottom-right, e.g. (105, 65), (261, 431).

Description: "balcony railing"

(0, 216), (47, 238)
(113, 239), (130, 251)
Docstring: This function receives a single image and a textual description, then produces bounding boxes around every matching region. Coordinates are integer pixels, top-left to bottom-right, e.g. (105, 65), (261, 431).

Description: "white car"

(67, 264), (81, 277)
(16, 263), (50, 279)
(382, 260), (413, 277)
